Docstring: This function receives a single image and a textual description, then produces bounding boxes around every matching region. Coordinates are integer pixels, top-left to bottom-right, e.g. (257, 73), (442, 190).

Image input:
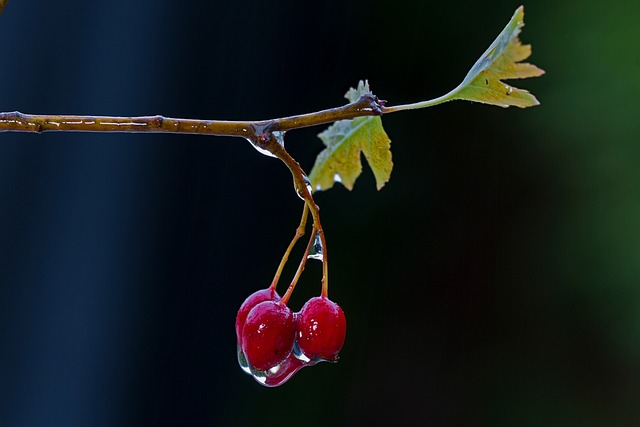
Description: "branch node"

(355, 93), (385, 116)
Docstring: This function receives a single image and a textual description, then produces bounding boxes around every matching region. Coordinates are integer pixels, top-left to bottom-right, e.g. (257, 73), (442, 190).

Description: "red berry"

(242, 300), (295, 371)
(296, 296), (346, 362)
(235, 288), (280, 344)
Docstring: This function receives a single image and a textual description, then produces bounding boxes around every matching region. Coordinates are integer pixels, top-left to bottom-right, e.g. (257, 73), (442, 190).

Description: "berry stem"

(270, 204), (309, 291)
(266, 138), (330, 300)
(319, 228), (329, 298)
(280, 225), (317, 305)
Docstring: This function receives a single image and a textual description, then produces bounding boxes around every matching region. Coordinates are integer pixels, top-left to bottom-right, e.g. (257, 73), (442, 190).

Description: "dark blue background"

(1, 1), (639, 426)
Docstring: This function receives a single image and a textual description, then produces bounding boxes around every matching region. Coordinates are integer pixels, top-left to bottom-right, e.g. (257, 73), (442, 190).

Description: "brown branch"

(0, 93), (383, 139)
(0, 92), (385, 300)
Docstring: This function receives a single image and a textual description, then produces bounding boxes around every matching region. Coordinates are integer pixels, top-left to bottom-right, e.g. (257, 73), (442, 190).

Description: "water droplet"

(237, 346), (251, 374)
(249, 364), (268, 385)
(293, 340), (311, 363)
(238, 342), (325, 387)
(296, 175), (313, 200)
(245, 354), (312, 387)
(333, 173), (342, 183)
(305, 176), (313, 194)
(268, 364), (282, 375)
(272, 130), (286, 148)
(307, 232), (324, 261)
(246, 137), (276, 158)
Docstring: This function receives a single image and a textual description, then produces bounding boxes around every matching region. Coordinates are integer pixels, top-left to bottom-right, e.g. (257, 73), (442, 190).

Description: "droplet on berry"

(296, 296), (346, 362)
(237, 345), (251, 374)
(292, 339), (311, 363)
(241, 300), (295, 371)
(248, 353), (318, 387)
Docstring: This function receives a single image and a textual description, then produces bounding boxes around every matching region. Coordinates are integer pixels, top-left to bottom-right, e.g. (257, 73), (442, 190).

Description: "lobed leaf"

(453, 6), (545, 108)
(309, 81), (392, 192)
(386, 6), (544, 113)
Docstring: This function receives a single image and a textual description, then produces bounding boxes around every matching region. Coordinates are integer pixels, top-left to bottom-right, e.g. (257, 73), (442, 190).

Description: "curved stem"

(270, 204), (309, 292)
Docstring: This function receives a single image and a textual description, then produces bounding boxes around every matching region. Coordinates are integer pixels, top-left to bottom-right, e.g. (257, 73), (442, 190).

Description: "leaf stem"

(270, 204), (309, 292)
(381, 86), (460, 113)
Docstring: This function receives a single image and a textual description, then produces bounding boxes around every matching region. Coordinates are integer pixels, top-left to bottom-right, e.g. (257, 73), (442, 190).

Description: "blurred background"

(0, 0), (638, 425)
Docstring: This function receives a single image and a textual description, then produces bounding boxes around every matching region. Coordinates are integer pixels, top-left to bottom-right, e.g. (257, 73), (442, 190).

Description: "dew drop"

(249, 365), (268, 385)
(296, 175), (313, 200)
(246, 137), (276, 158)
(307, 232), (324, 261)
(293, 340), (311, 363)
(237, 346), (251, 375)
(333, 173), (342, 183)
(239, 342), (324, 386)
(305, 176), (313, 194)
(272, 130), (286, 147)
(244, 354), (309, 387)
(268, 364), (282, 375)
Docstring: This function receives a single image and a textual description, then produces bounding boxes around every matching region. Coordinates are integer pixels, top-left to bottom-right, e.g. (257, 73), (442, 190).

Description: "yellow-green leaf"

(453, 6), (544, 108)
(385, 6), (543, 113)
(309, 81), (392, 192)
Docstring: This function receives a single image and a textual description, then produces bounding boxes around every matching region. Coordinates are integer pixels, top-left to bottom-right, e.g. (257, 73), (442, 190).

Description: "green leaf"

(453, 6), (544, 108)
(386, 6), (543, 112)
(309, 81), (392, 192)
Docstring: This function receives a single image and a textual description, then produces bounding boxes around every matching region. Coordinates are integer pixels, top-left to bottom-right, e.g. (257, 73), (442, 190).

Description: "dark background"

(1, 0), (639, 426)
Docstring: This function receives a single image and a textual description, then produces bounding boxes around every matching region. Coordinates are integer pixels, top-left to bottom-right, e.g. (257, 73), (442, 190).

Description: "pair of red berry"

(235, 288), (346, 386)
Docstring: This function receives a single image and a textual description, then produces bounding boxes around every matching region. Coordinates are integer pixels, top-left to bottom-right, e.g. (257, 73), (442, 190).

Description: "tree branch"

(0, 92), (387, 300)
(0, 94), (384, 138)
